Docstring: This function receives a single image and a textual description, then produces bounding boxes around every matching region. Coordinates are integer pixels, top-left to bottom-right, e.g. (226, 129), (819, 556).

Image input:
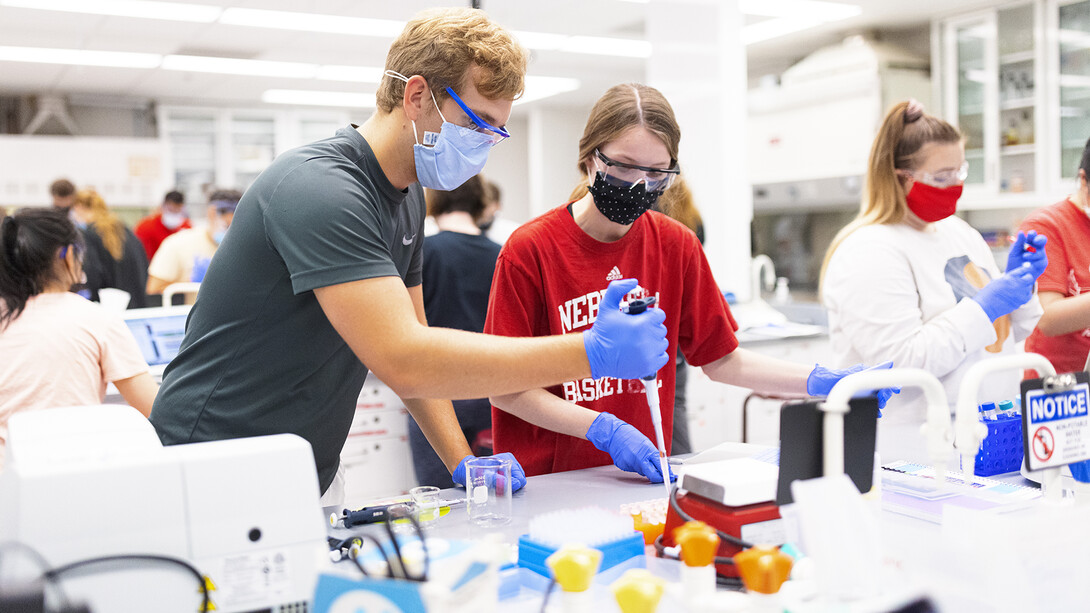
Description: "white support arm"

(822, 368), (952, 483)
(954, 353), (1058, 500)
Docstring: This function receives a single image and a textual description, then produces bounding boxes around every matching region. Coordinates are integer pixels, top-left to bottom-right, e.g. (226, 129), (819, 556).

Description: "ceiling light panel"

(262, 89), (376, 108)
(161, 55), (318, 78)
(739, 0), (860, 21)
(517, 75), (581, 105)
(315, 65), (385, 83)
(219, 8), (404, 37)
(562, 36), (652, 58)
(0, 45), (162, 68)
(0, 0), (222, 22)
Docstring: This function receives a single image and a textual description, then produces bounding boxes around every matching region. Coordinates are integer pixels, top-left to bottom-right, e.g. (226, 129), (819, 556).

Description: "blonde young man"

(149, 8), (668, 504)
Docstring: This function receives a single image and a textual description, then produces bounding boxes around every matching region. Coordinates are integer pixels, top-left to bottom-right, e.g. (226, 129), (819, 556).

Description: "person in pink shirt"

(0, 208), (157, 464)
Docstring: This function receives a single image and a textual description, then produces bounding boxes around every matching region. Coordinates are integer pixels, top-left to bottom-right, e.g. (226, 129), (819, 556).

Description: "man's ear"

(402, 75), (431, 122)
(1079, 168), (1088, 192)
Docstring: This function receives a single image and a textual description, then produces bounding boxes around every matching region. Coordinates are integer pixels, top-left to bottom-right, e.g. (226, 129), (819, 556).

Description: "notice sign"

(1022, 373), (1090, 471)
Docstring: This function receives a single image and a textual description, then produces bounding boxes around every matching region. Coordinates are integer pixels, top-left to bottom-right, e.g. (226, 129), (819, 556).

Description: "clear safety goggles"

(445, 86), (510, 145)
(384, 70), (511, 145)
(906, 161), (969, 189)
(594, 149), (680, 192)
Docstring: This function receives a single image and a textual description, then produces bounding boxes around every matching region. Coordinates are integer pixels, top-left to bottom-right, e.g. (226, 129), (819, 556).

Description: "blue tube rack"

(967, 413), (1024, 477)
(516, 532), (645, 578)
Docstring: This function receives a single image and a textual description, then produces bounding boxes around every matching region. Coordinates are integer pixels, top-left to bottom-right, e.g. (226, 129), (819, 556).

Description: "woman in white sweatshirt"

(821, 100), (1046, 458)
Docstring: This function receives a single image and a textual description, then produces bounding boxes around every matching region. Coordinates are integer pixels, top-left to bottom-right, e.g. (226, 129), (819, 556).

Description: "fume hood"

(748, 35), (932, 212)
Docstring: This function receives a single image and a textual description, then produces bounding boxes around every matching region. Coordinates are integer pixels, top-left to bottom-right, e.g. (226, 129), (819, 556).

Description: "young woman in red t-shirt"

(484, 83), (895, 481)
(1020, 136), (1090, 374)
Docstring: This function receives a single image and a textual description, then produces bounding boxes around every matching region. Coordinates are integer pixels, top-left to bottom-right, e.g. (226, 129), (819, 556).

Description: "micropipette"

(622, 295), (671, 499)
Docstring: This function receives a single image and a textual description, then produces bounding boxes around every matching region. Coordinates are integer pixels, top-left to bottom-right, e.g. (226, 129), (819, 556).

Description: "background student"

(0, 208), (157, 470)
(1018, 135), (1090, 375)
(821, 100), (1046, 457)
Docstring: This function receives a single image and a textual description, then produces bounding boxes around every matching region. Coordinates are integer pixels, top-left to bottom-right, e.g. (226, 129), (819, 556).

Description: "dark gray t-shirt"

(150, 126), (424, 492)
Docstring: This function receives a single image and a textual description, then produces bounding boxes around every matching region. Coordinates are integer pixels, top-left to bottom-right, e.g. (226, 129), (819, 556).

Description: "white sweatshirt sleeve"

(824, 230), (999, 378)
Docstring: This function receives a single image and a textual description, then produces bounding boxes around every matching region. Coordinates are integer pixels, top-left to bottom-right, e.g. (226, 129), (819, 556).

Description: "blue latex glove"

(191, 256), (212, 282)
(586, 412), (676, 483)
(1006, 231), (1048, 280)
(971, 263), (1037, 322)
(583, 279), (669, 380)
(806, 360), (900, 412)
(452, 452), (527, 493)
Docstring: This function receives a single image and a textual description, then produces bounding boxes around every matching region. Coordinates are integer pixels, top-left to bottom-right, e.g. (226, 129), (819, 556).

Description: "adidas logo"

(606, 266), (622, 281)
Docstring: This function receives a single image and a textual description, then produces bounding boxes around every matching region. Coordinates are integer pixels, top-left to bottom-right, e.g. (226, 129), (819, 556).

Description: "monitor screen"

(124, 313), (189, 367)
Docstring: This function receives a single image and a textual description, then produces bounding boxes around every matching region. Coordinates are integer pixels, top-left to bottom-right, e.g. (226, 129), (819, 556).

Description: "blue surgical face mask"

(212, 229), (227, 245)
(68, 209), (87, 230)
(386, 71), (493, 191)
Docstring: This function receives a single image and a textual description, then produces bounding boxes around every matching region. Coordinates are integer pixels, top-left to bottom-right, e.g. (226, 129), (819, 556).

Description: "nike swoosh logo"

(402, 234), (416, 245)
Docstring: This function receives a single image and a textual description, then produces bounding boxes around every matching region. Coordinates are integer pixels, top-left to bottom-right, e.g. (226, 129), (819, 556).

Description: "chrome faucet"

(751, 254), (776, 302)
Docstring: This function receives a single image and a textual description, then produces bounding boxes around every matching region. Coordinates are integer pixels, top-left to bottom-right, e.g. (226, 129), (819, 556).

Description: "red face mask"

(904, 181), (962, 223)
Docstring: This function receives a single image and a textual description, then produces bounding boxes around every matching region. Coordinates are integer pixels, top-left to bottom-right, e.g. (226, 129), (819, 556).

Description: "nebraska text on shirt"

(557, 288), (659, 334)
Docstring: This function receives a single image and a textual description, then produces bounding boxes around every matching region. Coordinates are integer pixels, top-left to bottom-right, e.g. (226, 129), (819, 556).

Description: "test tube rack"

(961, 413), (1024, 477)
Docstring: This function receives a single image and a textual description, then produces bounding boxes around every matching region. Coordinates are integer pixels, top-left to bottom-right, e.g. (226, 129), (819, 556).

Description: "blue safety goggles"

(445, 87), (510, 145)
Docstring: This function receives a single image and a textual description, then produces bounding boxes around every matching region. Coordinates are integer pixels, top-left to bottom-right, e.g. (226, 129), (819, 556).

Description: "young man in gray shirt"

(150, 7), (669, 503)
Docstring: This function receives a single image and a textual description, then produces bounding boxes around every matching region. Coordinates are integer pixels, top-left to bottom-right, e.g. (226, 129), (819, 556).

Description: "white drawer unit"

(338, 377), (418, 506)
(348, 407), (409, 440)
(340, 435), (416, 509)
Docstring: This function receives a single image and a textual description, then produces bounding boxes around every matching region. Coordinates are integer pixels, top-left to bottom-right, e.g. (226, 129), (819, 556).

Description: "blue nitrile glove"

(806, 360), (900, 412)
(971, 263), (1037, 322)
(191, 256), (212, 282)
(586, 412), (676, 483)
(583, 278), (669, 380)
(452, 452), (527, 492)
(1006, 231), (1048, 280)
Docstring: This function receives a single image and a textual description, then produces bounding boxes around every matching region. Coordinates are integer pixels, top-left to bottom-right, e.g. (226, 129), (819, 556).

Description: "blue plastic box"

(517, 532), (645, 578)
(970, 413), (1024, 477)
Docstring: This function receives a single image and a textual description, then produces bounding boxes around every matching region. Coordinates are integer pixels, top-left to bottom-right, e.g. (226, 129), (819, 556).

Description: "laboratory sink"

(730, 300), (828, 344)
(769, 301), (828, 327)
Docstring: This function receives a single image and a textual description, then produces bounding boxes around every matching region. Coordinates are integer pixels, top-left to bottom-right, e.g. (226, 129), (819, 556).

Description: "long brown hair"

(819, 101), (962, 291)
(656, 174), (703, 238)
(569, 83), (681, 201)
(74, 189), (125, 261)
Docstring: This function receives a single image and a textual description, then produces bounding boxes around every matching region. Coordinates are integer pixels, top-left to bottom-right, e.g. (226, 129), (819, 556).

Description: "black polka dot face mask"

(586, 172), (663, 225)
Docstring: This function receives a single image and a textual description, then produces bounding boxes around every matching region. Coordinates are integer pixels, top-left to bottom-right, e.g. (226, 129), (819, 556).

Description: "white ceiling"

(0, 0), (1005, 114)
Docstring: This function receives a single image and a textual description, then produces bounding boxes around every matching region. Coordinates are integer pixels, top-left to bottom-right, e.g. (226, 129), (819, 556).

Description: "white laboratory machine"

(0, 405), (328, 612)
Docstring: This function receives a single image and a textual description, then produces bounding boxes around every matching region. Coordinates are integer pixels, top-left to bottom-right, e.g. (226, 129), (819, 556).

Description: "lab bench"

(326, 458), (1087, 612)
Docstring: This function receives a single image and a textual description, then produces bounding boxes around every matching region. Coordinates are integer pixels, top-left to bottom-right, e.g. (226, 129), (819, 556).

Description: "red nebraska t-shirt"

(484, 204), (738, 476)
(1019, 198), (1090, 374)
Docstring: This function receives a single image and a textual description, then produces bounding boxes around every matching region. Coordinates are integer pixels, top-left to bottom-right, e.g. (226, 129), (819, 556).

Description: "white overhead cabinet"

(937, 0), (1089, 208)
(746, 36), (930, 212)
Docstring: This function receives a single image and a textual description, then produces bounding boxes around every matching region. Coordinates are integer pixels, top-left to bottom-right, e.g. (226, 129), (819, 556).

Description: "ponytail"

(0, 208), (81, 330)
(819, 100), (962, 295)
(74, 189), (125, 261)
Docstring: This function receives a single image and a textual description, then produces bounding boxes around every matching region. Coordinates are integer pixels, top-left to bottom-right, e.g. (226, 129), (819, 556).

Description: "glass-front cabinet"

(937, 0), (1090, 205)
(942, 3), (1045, 204)
(1057, 0), (1090, 180)
(160, 108), (350, 199)
(948, 15), (992, 188)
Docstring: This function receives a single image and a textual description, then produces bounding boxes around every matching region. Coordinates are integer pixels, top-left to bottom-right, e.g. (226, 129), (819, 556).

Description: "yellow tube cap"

(734, 545), (794, 594)
(673, 520), (719, 567)
(611, 569), (665, 613)
(546, 544), (602, 592)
